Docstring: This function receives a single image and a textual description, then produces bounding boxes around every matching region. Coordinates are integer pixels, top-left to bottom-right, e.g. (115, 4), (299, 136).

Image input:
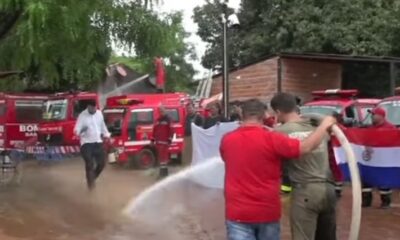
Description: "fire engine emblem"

(362, 147), (374, 161)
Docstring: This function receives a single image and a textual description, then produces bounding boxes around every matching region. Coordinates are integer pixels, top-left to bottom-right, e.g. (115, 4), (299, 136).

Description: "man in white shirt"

(74, 100), (110, 190)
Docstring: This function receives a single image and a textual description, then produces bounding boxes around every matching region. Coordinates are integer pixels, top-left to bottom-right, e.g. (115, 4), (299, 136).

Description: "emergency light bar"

(312, 89), (359, 98)
(116, 98), (144, 105)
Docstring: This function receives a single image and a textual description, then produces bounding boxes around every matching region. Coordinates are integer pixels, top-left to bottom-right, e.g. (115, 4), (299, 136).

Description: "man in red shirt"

(362, 107), (396, 208)
(220, 99), (336, 240)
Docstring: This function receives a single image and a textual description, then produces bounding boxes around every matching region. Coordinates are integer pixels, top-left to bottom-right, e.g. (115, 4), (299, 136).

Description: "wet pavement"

(0, 159), (400, 239)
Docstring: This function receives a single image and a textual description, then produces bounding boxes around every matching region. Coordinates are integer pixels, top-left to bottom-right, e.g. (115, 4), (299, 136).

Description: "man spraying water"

(220, 98), (336, 240)
(74, 100), (110, 190)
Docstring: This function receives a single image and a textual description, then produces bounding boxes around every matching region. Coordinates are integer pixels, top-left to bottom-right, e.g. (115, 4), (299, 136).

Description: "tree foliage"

(194, 0), (400, 67)
(110, 12), (196, 92)
(0, 0), (191, 90)
(193, 0), (400, 96)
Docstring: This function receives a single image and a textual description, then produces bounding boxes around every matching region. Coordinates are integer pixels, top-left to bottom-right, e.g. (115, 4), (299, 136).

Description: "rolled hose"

(302, 113), (361, 240)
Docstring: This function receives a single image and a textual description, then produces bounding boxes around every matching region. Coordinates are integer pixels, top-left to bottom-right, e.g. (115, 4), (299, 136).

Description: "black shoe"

(335, 190), (342, 199)
(362, 192), (372, 208)
(158, 166), (169, 179)
(380, 195), (391, 209)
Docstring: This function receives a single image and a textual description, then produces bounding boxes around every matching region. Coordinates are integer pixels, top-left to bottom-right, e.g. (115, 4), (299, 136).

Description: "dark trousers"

(291, 182), (337, 240)
(80, 143), (105, 188)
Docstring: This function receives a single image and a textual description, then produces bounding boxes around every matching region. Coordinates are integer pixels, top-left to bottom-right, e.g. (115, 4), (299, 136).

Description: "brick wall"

(210, 56), (342, 104)
(281, 58), (342, 102)
(211, 57), (278, 102)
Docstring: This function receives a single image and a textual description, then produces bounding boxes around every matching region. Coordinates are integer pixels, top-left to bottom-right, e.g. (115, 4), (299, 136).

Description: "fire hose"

(303, 113), (362, 240)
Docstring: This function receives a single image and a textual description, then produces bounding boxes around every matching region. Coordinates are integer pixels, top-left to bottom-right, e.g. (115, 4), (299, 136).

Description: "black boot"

(380, 194), (392, 209)
(335, 189), (342, 199)
(335, 182), (343, 199)
(158, 165), (169, 179)
(362, 191), (372, 208)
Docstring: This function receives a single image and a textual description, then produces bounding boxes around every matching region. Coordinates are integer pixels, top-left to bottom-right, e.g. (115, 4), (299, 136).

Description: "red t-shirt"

(220, 125), (300, 223)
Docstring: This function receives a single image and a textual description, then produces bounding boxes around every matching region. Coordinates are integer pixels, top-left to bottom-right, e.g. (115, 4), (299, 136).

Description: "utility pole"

(221, 0), (229, 119)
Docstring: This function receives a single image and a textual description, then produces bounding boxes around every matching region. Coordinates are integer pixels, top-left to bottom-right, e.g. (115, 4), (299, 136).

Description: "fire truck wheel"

(131, 149), (156, 170)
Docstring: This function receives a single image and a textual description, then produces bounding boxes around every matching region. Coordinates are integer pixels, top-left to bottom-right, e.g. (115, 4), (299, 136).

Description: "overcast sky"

(156, 0), (241, 79)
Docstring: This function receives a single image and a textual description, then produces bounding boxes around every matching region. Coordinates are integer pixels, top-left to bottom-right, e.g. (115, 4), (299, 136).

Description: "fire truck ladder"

(195, 71), (213, 99)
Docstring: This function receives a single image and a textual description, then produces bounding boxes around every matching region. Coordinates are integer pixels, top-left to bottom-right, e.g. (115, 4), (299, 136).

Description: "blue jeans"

(226, 220), (280, 240)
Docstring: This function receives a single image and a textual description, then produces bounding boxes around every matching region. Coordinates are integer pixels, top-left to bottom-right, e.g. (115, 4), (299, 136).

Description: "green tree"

(110, 12), (196, 92)
(0, 0), (182, 90)
(193, 0), (400, 96)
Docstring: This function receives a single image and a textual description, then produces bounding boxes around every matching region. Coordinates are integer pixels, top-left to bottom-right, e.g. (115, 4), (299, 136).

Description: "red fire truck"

(0, 93), (47, 152)
(31, 92), (99, 155)
(103, 93), (189, 169)
(376, 87), (400, 127)
(300, 89), (380, 126)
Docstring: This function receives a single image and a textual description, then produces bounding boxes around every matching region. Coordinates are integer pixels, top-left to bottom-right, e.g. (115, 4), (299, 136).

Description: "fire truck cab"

(300, 89), (380, 127)
(103, 93), (189, 169)
(0, 93), (47, 152)
(35, 92), (99, 154)
(376, 87), (400, 127)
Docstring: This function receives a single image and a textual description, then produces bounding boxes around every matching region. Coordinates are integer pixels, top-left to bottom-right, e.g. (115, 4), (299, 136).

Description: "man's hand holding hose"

(299, 116), (337, 154)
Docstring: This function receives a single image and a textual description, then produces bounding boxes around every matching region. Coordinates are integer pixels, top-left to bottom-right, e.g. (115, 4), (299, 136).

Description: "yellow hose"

(302, 114), (361, 240)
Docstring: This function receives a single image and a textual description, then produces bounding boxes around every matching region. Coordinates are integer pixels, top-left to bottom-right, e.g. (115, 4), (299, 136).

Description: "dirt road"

(1, 159), (400, 240)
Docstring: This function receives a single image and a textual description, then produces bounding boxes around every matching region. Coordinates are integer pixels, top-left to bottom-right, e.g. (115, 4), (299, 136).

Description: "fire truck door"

(128, 109), (154, 141)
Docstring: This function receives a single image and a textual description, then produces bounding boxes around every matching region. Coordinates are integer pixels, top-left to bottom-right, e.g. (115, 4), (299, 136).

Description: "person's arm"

(299, 116), (336, 155)
(74, 114), (84, 136)
(168, 118), (174, 144)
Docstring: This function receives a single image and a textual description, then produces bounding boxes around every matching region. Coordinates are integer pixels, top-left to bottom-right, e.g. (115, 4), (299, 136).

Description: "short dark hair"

(87, 100), (97, 107)
(242, 99), (266, 120)
(270, 93), (297, 113)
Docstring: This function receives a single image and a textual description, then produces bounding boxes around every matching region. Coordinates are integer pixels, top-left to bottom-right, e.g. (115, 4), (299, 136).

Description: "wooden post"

(277, 57), (282, 93)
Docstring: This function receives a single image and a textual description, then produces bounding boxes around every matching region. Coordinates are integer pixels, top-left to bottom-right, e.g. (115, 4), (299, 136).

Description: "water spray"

(124, 118), (361, 240)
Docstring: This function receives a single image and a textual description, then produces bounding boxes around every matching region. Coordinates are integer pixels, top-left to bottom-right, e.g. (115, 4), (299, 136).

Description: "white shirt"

(74, 109), (110, 145)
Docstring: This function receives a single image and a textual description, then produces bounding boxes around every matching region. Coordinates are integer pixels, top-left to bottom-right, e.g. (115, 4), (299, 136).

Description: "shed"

(210, 53), (400, 103)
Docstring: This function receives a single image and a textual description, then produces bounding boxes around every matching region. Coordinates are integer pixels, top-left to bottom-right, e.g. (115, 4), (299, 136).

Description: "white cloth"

(74, 109), (110, 146)
(190, 122), (239, 189)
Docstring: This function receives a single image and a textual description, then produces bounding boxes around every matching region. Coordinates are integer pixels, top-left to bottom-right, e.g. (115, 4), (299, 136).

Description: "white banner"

(190, 122), (239, 189)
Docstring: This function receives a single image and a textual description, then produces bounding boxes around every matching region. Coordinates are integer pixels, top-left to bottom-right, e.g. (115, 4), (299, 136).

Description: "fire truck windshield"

(300, 105), (342, 116)
(379, 100), (400, 126)
(103, 108), (126, 136)
(16, 100), (44, 123)
(165, 109), (179, 123)
(43, 99), (68, 120)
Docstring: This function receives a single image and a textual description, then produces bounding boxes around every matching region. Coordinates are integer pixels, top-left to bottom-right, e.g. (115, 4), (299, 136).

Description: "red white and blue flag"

(333, 128), (400, 188)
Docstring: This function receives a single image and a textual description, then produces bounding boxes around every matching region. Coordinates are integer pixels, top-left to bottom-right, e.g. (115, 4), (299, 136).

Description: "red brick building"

(211, 53), (400, 103)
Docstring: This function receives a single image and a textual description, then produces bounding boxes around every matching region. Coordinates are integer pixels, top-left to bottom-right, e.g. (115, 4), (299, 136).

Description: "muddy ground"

(0, 159), (400, 240)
